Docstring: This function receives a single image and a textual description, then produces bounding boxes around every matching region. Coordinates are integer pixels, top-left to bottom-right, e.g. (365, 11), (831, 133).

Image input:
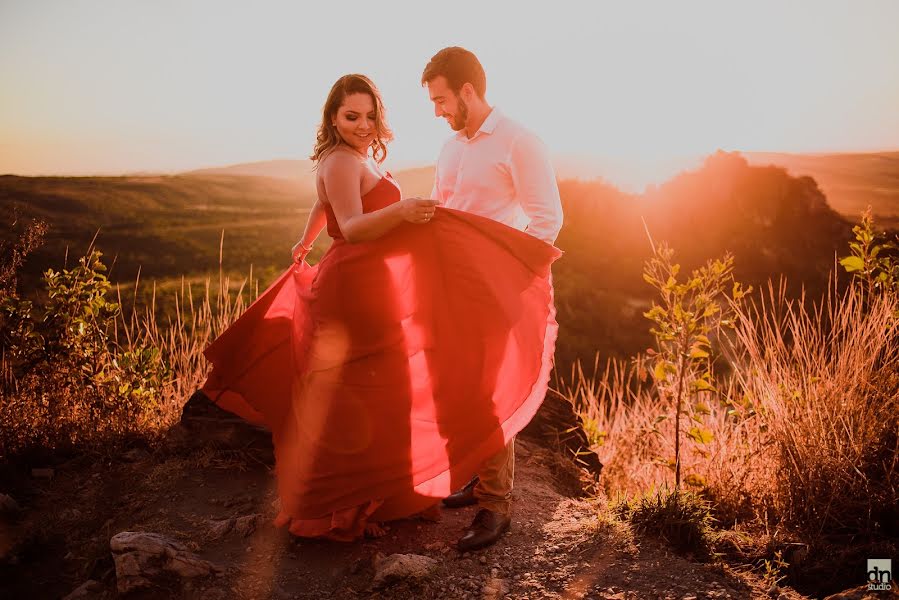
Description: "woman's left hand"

(291, 241), (311, 264)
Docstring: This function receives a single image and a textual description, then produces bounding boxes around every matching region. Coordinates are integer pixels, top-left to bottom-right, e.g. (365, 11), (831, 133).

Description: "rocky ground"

(0, 419), (870, 599)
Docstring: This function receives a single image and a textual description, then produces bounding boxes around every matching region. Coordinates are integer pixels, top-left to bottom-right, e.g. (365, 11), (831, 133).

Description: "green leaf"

(653, 361), (669, 382)
(694, 401), (711, 415)
(691, 379), (716, 392)
(840, 256), (864, 272)
(689, 347), (709, 359)
(687, 426), (714, 444)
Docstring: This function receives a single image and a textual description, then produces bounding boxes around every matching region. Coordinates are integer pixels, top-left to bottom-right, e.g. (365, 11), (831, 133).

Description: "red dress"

(201, 173), (561, 540)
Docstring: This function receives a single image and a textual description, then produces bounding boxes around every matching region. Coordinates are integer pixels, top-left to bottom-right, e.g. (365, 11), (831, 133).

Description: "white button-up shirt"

(431, 108), (563, 244)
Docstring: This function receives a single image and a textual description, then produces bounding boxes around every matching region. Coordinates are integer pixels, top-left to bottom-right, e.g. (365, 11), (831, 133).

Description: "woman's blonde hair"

(311, 74), (393, 165)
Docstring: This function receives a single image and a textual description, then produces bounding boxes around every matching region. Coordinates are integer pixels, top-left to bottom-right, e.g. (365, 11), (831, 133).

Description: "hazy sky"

(1, 0), (898, 189)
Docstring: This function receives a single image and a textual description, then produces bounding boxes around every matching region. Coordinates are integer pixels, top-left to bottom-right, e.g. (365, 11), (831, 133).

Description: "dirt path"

(1, 433), (809, 599)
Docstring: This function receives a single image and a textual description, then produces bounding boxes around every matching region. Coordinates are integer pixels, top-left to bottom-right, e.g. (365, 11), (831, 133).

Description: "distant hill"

(184, 159), (317, 189)
(1, 173), (317, 290)
(184, 159), (438, 198)
(743, 150), (899, 227)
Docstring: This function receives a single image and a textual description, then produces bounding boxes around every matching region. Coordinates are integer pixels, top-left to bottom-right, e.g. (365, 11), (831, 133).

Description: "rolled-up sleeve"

(509, 132), (563, 244)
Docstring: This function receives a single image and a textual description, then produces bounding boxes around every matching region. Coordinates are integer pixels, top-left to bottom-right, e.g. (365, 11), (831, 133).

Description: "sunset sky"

(1, 0), (897, 190)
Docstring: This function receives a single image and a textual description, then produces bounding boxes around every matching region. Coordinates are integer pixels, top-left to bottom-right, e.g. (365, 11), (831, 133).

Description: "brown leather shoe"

(442, 475), (480, 509)
(457, 508), (511, 552)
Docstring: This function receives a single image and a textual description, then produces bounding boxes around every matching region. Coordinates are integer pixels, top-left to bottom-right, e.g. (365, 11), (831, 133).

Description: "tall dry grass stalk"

(558, 354), (663, 493)
(726, 276), (899, 534)
(115, 261), (262, 428)
(568, 272), (898, 536)
(562, 354), (762, 516)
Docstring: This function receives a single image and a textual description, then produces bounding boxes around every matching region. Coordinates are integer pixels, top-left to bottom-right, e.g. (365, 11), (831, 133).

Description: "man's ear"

(460, 82), (476, 102)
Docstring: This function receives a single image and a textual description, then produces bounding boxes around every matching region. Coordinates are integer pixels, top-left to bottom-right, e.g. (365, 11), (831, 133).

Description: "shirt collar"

(455, 107), (503, 141)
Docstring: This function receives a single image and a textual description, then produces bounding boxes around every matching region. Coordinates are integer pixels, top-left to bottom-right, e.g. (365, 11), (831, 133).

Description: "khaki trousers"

(472, 436), (515, 515)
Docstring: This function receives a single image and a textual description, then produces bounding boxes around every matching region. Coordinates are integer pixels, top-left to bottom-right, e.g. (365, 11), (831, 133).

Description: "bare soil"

(1, 431), (814, 599)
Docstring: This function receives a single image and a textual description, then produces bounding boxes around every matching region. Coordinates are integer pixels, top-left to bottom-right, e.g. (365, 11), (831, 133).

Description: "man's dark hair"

(421, 46), (487, 99)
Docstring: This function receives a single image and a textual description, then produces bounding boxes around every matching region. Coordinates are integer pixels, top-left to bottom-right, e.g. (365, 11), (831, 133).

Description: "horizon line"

(4, 146), (899, 180)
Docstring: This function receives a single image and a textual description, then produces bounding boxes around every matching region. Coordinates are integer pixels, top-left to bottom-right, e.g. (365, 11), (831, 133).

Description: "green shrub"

(1, 249), (170, 459)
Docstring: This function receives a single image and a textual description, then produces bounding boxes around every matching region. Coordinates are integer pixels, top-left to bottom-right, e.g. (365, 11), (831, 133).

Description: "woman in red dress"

(201, 74), (560, 541)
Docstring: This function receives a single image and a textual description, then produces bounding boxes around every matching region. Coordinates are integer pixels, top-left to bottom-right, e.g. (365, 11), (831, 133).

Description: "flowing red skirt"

(202, 207), (561, 540)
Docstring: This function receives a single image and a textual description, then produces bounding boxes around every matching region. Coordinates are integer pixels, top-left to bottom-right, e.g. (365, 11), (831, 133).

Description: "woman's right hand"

(396, 198), (440, 224)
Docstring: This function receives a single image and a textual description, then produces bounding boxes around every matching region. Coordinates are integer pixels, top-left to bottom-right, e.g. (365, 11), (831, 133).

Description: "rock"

(208, 519), (233, 540)
(0, 493), (20, 513)
(62, 579), (103, 599)
(482, 575), (508, 599)
(424, 541), (447, 552)
(234, 514), (264, 537)
(110, 531), (223, 593)
(520, 392), (603, 480)
(371, 553), (438, 588)
(179, 390), (273, 463)
(823, 586), (887, 600)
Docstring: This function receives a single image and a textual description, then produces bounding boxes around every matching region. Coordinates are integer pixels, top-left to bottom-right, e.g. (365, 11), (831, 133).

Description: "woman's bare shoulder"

(318, 147), (365, 181)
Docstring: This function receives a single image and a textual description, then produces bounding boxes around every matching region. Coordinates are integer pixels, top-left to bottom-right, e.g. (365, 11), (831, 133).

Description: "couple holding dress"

(201, 46), (563, 552)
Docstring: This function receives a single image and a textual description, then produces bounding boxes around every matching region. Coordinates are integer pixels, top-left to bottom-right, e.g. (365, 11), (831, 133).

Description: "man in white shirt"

(421, 46), (563, 551)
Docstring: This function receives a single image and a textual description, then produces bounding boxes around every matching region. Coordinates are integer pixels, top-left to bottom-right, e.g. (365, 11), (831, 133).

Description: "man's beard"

(450, 97), (469, 131)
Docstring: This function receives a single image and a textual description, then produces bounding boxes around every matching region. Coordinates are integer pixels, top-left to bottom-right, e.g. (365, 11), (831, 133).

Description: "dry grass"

(1, 232), (261, 459)
(113, 258), (261, 427)
(568, 272), (899, 538)
(725, 277), (899, 535)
